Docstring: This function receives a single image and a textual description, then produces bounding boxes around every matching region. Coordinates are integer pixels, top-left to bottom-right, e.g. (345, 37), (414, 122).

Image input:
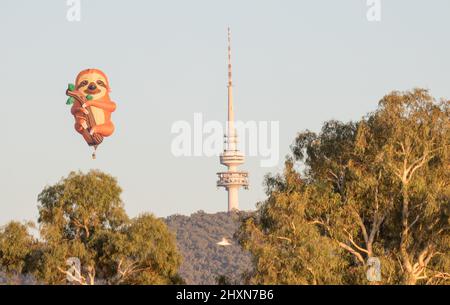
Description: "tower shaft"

(228, 187), (239, 211)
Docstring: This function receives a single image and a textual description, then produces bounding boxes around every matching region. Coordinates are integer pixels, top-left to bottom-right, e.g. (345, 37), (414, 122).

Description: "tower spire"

(217, 28), (249, 212)
(228, 27), (232, 88)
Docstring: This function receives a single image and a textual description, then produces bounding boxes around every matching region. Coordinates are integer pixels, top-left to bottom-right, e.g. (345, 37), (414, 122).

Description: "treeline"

(0, 88), (448, 285)
(0, 171), (183, 285)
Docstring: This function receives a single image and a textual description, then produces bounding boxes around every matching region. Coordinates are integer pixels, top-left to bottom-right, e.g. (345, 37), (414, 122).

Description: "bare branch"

(57, 266), (87, 285)
(368, 213), (385, 246)
(406, 153), (432, 182)
(344, 229), (369, 255)
(407, 215), (420, 232)
(275, 236), (292, 243)
(351, 209), (369, 246)
(305, 266), (317, 285)
(327, 169), (339, 181)
(338, 242), (365, 265)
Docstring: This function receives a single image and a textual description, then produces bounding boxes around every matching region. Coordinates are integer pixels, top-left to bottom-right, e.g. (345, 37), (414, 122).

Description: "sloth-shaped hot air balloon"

(66, 69), (117, 158)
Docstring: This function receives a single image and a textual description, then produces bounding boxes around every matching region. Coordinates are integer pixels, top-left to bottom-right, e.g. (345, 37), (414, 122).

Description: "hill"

(165, 211), (253, 285)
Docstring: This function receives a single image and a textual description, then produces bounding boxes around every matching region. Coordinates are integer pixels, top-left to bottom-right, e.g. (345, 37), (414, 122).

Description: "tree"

(94, 213), (183, 284)
(33, 170), (182, 284)
(241, 89), (449, 285)
(0, 221), (37, 283)
(358, 89), (449, 284)
(293, 89), (449, 284)
(292, 120), (400, 284)
(237, 160), (349, 284)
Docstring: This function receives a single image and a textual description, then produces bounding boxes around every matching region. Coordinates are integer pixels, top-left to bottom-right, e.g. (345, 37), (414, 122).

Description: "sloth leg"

(91, 121), (115, 137)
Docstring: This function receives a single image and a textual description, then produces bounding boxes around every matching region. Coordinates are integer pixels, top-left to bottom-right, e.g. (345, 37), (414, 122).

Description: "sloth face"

(76, 71), (109, 100)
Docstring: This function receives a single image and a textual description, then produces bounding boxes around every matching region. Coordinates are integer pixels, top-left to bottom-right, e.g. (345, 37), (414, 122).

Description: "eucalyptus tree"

(239, 89), (449, 284)
(35, 170), (182, 284)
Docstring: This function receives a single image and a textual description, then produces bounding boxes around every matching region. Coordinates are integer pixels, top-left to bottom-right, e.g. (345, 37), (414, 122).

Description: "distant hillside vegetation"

(165, 211), (253, 285)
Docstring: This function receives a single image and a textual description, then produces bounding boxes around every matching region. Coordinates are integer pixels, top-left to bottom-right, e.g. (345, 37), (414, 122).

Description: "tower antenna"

(228, 27), (232, 88)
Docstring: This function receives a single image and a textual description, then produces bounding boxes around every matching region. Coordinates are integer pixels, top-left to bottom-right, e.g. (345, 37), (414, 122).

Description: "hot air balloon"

(66, 69), (116, 159)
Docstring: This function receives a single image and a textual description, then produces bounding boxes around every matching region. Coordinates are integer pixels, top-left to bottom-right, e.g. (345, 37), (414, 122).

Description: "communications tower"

(217, 28), (249, 212)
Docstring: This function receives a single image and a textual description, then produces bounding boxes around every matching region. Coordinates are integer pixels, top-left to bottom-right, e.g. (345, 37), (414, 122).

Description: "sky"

(0, 0), (449, 226)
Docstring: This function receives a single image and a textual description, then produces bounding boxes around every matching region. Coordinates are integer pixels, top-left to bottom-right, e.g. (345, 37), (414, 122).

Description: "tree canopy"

(238, 89), (449, 285)
(0, 221), (37, 284)
(1, 170), (182, 285)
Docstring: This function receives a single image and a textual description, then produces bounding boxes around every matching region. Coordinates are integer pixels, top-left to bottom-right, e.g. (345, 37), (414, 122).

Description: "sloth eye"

(77, 80), (89, 89)
(96, 80), (106, 87)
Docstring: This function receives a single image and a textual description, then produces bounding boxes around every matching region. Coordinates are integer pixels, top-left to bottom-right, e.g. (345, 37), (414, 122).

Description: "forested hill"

(165, 211), (253, 285)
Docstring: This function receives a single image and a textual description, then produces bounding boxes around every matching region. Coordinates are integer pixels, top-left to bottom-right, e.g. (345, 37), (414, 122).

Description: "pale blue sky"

(1, 0), (449, 225)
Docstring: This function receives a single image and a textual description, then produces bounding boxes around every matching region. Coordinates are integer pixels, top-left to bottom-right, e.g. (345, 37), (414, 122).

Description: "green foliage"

(360, 89), (449, 284)
(95, 213), (182, 284)
(38, 170), (128, 240)
(0, 222), (36, 277)
(237, 161), (349, 284)
(239, 89), (449, 285)
(34, 170), (129, 284)
(0, 170), (183, 285)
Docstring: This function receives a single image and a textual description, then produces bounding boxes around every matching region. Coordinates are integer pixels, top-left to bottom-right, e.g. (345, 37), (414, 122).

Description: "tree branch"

(57, 266), (87, 285)
(344, 229), (369, 255)
(338, 242), (365, 265)
(351, 209), (369, 246)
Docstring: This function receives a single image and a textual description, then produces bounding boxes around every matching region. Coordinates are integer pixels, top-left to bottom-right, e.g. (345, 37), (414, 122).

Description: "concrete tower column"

(228, 187), (239, 211)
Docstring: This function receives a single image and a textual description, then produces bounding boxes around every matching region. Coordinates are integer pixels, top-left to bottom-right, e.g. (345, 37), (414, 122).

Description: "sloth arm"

(85, 101), (116, 113)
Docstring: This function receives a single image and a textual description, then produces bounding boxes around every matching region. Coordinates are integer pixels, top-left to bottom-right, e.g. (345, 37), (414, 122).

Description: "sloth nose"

(88, 83), (97, 90)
